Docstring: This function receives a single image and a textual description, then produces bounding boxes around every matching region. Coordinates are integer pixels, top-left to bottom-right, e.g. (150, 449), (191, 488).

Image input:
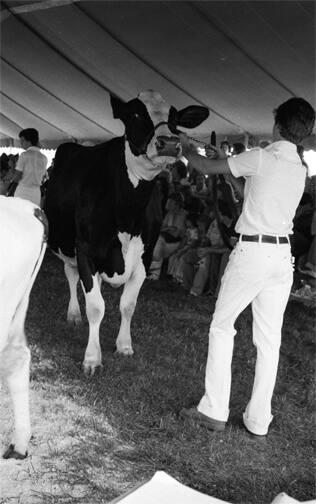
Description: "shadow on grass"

(4, 250), (314, 504)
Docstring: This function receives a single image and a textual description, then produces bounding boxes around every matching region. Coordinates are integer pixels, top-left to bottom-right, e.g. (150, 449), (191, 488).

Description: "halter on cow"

(44, 90), (209, 375)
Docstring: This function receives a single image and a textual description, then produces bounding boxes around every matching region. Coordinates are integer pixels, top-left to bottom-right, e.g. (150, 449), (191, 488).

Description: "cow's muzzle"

(155, 135), (181, 157)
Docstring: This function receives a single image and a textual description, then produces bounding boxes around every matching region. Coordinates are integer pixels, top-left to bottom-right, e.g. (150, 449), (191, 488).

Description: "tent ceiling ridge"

(1, 57), (116, 137)
(188, 3), (296, 98)
(1, 1), (117, 99)
(1, 91), (76, 139)
(0, 113), (23, 134)
(76, 2), (246, 133)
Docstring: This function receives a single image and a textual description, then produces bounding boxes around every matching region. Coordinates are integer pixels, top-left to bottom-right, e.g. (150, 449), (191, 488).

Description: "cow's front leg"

(64, 262), (82, 325)
(82, 274), (105, 376)
(116, 260), (146, 355)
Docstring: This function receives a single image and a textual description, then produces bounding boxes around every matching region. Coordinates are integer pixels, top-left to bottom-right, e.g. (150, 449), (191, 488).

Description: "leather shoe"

(180, 407), (226, 431)
(242, 423), (267, 441)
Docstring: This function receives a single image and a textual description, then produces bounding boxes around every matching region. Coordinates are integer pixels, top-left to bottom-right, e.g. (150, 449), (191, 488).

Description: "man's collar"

(26, 146), (40, 151)
(265, 140), (297, 152)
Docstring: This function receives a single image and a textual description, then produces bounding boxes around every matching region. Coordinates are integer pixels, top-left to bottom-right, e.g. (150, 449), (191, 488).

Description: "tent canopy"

(0, 0), (315, 149)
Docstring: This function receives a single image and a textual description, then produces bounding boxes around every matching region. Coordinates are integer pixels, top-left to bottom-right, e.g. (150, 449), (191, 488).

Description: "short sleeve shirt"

(16, 146), (48, 188)
(227, 141), (306, 235)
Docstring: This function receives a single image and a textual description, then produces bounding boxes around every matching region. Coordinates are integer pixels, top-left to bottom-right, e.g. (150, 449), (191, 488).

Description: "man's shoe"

(242, 423), (267, 441)
(180, 407), (226, 431)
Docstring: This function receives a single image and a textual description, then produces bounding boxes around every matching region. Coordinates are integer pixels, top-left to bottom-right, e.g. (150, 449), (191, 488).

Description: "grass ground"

(0, 251), (315, 504)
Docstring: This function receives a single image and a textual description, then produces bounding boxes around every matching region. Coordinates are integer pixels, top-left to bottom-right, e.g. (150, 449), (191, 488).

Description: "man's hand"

(205, 144), (226, 160)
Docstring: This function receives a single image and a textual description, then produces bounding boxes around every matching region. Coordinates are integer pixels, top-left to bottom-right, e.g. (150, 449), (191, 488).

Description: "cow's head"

(111, 90), (209, 167)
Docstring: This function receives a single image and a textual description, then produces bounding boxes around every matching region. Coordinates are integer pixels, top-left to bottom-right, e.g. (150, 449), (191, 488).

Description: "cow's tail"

(29, 208), (48, 286)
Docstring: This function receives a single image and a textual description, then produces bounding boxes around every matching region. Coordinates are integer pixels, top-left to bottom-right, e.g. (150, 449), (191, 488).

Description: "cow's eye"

(134, 113), (140, 119)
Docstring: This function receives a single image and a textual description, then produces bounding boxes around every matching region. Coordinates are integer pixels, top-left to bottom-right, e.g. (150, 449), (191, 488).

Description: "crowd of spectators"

(0, 153), (18, 195)
(1, 137), (315, 295)
(147, 141), (244, 297)
(146, 140), (316, 297)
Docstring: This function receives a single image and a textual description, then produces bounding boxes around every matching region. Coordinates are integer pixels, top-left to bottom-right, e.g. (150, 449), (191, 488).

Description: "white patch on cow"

(138, 90), (170, 125)
(101, 232), (144, 286)
(116, 258), (146, 355)
(136, 90), (180, 169)
(125, 141), (163, 187)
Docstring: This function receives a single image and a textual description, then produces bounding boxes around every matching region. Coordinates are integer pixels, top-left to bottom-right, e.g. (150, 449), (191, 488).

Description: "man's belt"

(239, 234), (289, 244)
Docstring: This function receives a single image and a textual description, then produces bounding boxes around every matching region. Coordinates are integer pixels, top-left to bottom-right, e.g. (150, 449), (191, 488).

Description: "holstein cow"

(44, 90), (209, 375)
(0, 196), (47, 459)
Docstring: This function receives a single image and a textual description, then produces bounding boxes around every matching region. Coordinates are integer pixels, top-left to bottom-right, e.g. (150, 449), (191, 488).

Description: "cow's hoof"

(82, 362), (103, 377)
(3, 444), (27, 460)
(115, 348), (134, 357)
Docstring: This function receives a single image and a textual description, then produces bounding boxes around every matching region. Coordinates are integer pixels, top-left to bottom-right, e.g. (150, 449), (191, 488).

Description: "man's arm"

(180, 134), (231, 176)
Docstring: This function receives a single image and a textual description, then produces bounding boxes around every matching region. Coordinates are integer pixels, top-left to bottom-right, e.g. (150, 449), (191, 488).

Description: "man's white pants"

(198, 240), (293, 435)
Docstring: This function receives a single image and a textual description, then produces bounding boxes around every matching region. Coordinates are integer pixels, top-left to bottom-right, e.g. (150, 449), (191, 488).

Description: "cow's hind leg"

(64, 262), (82, 325)
(116, 261), (146, 355)
(2, 294), (31, 459)
(82, 274), (105, 376)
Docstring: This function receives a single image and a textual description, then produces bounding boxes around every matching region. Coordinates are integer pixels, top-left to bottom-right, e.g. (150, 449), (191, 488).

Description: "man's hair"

(274, 97), (315, 144)
(19, 128), (39, 146)
(232, 142), (245, 155)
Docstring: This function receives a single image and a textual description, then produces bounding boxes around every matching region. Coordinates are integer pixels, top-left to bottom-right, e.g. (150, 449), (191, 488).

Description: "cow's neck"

(124, 141), (163, 188)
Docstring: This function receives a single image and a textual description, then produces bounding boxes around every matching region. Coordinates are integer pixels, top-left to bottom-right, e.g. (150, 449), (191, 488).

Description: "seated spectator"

(220, 140), (231, 157)
(188, 166), (200, 185)
(170, 160), (190, 192)
(181, 202), (234, 297)
(191, 173), (209, 200)
(291, 189), (313, 266)
(179, 184), (205, 215)
(142, 172), (171, 273)
(168, 213), (199, 283)
(148, 192), (187, 280)
(0, 154), (12, 195)
(295, 174), (316, 278)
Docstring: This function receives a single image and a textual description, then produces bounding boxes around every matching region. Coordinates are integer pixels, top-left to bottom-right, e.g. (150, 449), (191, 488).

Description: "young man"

(12, 128), (48, 207)
(180, 97), (315, 437)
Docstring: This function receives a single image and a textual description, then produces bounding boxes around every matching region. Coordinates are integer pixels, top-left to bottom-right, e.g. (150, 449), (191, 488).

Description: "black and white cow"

(44, 90), (209, 375)
(0, 196), (47, 458)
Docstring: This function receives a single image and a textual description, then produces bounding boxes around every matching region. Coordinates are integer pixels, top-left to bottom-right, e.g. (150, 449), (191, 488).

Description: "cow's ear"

(177, 106), (209, 129)
(110, 95), (126, 119)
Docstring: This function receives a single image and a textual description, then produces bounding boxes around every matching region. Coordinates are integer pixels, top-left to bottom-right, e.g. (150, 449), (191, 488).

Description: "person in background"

(220, 140), (231, 157)
(179, 97), (315, 438)
(170, 160), (190, 192)
(295, 173), (316, 279)
(148, 192), (187, 280)
(12, 128), (48, 206)
(0, 154), (12, 195)
(142, 172), (171, 274)
(168, 213), (199, 284)
(191, 173), (209, 200)
(182, 201), (233, 297)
